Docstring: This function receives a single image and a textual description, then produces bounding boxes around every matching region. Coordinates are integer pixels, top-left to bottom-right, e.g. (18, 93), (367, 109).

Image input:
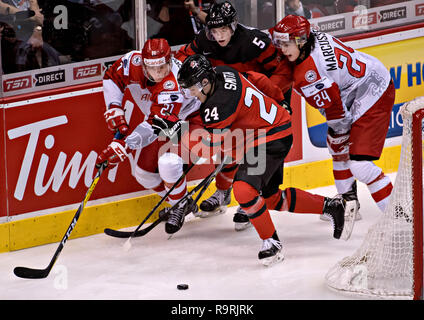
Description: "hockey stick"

(13, 164), (106, 279)
(109, 156), (230, 241)
(104, 160), (197, 238)
(122, 156), (230, 250)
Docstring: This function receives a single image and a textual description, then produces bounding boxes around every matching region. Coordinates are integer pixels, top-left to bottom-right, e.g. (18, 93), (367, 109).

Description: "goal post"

(325, 96), (424, 299)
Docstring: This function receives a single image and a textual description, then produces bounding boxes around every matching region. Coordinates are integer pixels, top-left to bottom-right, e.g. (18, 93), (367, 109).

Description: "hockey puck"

(177, 284), (189, 290)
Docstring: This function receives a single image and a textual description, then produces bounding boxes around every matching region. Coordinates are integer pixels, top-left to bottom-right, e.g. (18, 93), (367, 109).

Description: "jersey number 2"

(244, 87), (277, 124)
(333, 38), (366, 78)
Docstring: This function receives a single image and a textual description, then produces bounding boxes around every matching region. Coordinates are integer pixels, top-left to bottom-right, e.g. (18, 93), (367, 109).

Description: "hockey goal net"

(325, 96), (424, 299)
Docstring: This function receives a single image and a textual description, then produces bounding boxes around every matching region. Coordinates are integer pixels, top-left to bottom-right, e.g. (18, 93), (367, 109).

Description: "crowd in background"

(0, 0), (411, 75)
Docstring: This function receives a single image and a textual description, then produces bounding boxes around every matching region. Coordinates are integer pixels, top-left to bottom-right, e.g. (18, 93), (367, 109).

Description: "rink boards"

(0, 28), (423, 253)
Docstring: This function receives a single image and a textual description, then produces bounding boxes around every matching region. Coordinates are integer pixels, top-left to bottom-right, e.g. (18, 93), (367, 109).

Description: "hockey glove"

(152, 114), (184, 141)
(326, 127), (350, 161)
(96, 139), (128, 169)
(104, 104), (129, 136)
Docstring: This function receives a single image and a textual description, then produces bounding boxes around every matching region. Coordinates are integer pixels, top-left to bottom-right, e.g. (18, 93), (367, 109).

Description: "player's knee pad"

(134, 166), (162, 189)
(158, 152), (184, 184)
(349, 160), (382, 184)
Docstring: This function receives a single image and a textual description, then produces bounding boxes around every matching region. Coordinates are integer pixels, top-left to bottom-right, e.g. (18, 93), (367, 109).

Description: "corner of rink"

(0, 144), (401, 253)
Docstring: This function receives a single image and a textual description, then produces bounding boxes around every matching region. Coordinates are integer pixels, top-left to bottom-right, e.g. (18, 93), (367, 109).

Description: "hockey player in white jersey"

(271, 15), (395, 220)
(96, 38), (204, 234)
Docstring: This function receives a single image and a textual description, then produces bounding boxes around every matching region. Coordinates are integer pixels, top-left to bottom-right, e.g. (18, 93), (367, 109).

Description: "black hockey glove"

(152, 114), (184, 141)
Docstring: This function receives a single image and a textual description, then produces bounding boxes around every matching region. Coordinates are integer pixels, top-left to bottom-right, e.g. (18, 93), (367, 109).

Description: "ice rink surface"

(0, 174), (398, 301)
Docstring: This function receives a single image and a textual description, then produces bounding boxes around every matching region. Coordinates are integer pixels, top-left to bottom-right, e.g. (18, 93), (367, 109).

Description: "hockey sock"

(284, 188), (326, 214)
(164, 178), (187, 206)
(349, 160), (393, 212)
(233, 180), (276, 239)
(264, 189), (284, 211)
(333, 160), (355, 194)
(153, 181), (167, 199)
(215, 162), (238, 190)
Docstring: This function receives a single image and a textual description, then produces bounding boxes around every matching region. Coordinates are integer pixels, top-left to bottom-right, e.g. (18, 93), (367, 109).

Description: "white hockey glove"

(326, 127), (350, 161)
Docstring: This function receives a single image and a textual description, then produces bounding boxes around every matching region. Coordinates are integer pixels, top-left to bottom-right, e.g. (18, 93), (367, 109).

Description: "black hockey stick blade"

(104, 156), (231, 239)
(104, 215), (164, 238)
(13, 266), (50, 279)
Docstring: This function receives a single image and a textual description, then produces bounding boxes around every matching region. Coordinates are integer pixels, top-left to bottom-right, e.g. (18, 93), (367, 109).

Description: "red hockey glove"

(104, 104), (129, 136)
(96, 139), (128, 169)
(326, 128), (350, 161)
(151, 114), (184, 141)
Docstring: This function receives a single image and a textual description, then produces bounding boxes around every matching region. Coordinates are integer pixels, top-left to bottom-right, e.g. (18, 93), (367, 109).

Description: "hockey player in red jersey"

(271, 15), (395, 217)
(158, 54), (356, 266)
(96, 38), (204, 234)
(176, 1), (294, 228)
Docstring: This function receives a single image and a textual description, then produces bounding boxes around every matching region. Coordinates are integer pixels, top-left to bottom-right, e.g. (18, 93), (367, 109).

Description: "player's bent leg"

(233, 180), (284, 266)
(281, 188), (356, 240)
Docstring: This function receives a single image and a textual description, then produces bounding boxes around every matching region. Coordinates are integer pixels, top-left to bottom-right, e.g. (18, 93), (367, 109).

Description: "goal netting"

(325, 96), (424, 299)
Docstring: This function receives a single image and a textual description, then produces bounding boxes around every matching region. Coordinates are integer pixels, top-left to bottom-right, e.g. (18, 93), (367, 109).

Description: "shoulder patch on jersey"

(163, 80), (175, 90)
(305, 70), (317, 83)
(131, 55), (142, 66)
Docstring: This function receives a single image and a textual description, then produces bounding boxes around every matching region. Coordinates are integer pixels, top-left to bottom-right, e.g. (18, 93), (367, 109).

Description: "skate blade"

(260, 251), (285, 267)
(234, 221), (252, 232)
(194, 206), (227, 218)
(341, 200), (358, 241)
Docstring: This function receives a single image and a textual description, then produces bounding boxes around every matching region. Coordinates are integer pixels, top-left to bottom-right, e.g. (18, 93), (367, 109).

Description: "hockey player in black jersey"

(157, 54), (356, 266)
(176, 1), (294, 227)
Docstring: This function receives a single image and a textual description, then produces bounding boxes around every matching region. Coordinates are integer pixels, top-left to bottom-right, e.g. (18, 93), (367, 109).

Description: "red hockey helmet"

(142, 38), (171, 67)
(272, 15), (311, 47)
(142, 38), (172, 82)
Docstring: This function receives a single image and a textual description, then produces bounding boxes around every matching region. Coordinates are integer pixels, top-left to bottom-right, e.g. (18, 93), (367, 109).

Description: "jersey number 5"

(244, 87), (277, 124)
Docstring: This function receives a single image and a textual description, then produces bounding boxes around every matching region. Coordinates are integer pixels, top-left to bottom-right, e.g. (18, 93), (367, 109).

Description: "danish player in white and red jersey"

(271, 15), (394, 215)
(96, 38), (203, 234)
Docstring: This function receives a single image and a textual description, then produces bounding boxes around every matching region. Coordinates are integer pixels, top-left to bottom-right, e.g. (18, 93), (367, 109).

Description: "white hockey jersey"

(292, 31), (391, 134)
(103, 51), (201, 149)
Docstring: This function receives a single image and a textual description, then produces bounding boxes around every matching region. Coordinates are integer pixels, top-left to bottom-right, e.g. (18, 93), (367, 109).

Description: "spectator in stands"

(285, 0), (312, 19)
(370, 0), (406, 8)
(148, 0), (202, 46)
(0, 0), (60, 73)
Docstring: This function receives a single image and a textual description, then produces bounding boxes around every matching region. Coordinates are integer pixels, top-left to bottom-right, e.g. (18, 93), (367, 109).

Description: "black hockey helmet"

(177, 54), (216, 90)
(205, 1), (238, 40)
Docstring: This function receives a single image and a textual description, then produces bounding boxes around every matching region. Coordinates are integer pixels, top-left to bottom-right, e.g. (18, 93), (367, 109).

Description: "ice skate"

(165, 197), (198, 234)
(258, 234), (284, 267)
(196, 188), (232, 218)
(323, 196), (356, 240)
(233, 207), (252, 231)
(320, 181), (361, 221)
